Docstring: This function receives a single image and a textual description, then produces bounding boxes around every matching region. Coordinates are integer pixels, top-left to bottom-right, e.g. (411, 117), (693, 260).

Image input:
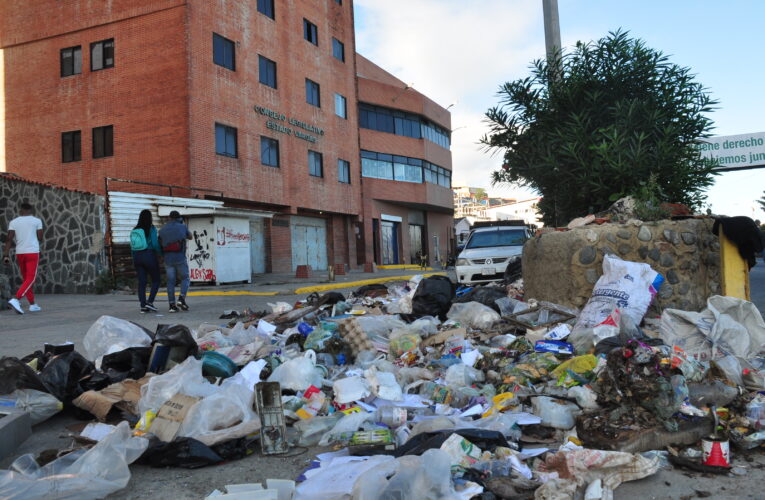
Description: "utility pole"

(542, 0), (561, 62)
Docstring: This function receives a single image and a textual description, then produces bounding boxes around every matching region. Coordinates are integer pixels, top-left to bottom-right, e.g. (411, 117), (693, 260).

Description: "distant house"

(454, 216), (476, 243)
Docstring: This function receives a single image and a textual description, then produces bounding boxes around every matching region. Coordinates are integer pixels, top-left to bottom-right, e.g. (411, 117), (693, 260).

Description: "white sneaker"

(29, 304), (41, 312)
(8, 298), (24, 315)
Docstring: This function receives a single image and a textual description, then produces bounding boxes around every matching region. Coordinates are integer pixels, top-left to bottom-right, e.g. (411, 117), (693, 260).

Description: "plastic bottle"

(375, 407), (408, 428)
(687, 380), (740, 408)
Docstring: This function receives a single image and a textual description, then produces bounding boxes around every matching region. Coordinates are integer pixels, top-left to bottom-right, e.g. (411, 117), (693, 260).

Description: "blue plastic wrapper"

(298, 322), (314, 336)
(534, 340), (574, 355)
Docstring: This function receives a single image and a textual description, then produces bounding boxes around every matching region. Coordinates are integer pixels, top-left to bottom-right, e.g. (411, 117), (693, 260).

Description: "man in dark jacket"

(159, 211), (192, 312)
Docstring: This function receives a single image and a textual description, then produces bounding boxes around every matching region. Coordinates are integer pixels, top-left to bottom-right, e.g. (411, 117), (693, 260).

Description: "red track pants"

(15, 253), (39, 303)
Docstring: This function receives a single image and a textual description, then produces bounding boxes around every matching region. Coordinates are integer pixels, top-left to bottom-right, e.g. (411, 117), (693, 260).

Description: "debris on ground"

(2, 257), (765, 500)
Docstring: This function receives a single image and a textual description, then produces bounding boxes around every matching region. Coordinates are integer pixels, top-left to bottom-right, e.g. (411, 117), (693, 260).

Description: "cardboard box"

(151, 394), (200, 442)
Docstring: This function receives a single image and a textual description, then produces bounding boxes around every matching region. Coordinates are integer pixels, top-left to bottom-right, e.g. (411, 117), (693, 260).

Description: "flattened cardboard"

(151, 394), (200, 442)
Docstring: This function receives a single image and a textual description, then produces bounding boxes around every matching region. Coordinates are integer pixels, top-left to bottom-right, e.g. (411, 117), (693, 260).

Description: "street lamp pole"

(542, 0), (561, 62)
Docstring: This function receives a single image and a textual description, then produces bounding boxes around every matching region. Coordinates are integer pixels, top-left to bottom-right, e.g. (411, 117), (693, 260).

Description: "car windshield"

(466, 229), (526, 249)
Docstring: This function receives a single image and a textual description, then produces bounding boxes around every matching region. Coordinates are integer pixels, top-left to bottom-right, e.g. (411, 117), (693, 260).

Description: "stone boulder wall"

(523, 218), (719, 314)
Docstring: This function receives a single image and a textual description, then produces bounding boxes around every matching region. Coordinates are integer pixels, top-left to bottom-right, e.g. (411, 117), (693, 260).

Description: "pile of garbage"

(2, 256), (765, 499)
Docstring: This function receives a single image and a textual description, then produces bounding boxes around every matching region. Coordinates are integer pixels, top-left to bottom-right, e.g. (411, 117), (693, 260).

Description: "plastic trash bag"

(138, 357), (217, 415)
(333, 376), (371, 404)
(0, 389), (63, 425)
(267, 350), (323, 392)
(444, 363), (486, 387)
(137, 437), (223, 469)
(39, 351), (96, 403)
(365, 367), (403, 401)
(83, 316), (153, 366)
(454, 286), (508, 312)
(179, 384), (260, 446)
(154, 324), (199, 356)
(99, 346), (151, 384)
(318, 410), (372, 446)
(446, 302), (501, 330)
(412, 275), (455, 320)
(532, 396), (581, 429)
(573, 255), (664, 334)
(354, 315), (407, 339)
(0, 421), (148, 500)
(0, 357), (49, 395)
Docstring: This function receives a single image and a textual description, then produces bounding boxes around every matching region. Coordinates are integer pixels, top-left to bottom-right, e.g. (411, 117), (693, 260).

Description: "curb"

(157, 291), (279, 297)
(293, 272), (447, 295)
(377, 265), (434, 271)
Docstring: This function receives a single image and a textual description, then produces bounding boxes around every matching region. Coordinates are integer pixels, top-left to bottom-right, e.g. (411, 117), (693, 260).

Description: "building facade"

(0, 0), (454, 275)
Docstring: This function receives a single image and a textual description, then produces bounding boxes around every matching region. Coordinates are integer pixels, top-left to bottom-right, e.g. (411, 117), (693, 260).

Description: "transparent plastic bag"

(318, 411), (372, 446)
(532, 396), (580, 429)
(178, 384), (260, 446)
(0, 389), (63, 425)
(378, 449), (458, 500)
(446, 302), (500, 330)
(355, 316), (407, 339)
(333, 376), (371, 404)
(83, 315), (152, 365)
(0, 421), (148, 500)
(294, 414), (343, 447)
(138, 357), (217, 415)
(444, 363), (485, 387)
(267, 350), (323, 392)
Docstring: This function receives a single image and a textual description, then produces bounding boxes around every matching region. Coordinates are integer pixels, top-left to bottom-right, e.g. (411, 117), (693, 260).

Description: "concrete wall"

(523, 218), (720, 314)
(0, 175), (106, 299)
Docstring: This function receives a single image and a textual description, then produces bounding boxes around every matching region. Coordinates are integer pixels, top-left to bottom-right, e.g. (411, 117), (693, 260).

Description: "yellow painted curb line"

(377, 264), (433, 271)
(293, 272), (447, 295)
(157, 291), (279, 297)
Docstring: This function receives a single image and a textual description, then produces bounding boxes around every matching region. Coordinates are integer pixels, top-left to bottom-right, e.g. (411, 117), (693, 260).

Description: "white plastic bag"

(444, 363), (485, 387)
(376, 449), (458, 500)
(138, 357), (217, 415)
(573, 255), (664, 333)
(446, 302), (501, 330)
(365, 368), (403, 401)
(268, 302), (293, 314)
(532, 396), (581, 429)
(355, 315), (407, 339)
(0, 389), (63, 425)
(0, 421), (148, 500)
(178, 384), (261, 446)
(267, 350), (323, 392)
(333, 376), (371, 404)
(83, 316), (152, 365)
(318, 411), (372, 446)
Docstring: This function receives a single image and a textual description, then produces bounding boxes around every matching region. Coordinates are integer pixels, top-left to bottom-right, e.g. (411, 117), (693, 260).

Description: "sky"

(354, 0), (765, 220)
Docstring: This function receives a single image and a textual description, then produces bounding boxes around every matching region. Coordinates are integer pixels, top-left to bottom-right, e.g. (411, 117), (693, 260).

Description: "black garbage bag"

(411, 275), (455, 320)
(99, 346), (152, 384)
(354, 283), (389, 297)
(453, 286), (507, 313)
(503, 256), (522, 283)
(137, 437), (224, 469)
(320, 292), (346, 305)
(38, 351), (96, 403)
(394, 429), (515, 458)
(211, 437), (257, 461)
(0, 357), (49, 395)
(154, 324), (199, 357)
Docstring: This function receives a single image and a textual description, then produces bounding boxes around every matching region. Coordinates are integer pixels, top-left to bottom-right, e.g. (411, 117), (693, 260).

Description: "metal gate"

(381, 221), (399, 265)
(409, 224), (423, 264)
(290, 216), (328, 271)
(250, 219), (266, 274)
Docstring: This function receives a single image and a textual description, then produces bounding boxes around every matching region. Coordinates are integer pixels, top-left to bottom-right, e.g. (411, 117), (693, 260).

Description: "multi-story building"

(0, 0), (453, 275)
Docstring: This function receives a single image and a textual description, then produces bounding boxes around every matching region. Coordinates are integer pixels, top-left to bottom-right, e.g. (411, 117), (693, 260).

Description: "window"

(338, 159), (350, 184)
(260, 136), (279, 167)
(332, 38), (345, 62)
(61, 131), (81, 163)
(213, 33), (235, 70)
(92, 125), (113, 159)
(423, 162), (451, 187)
(60, 46), (82, 77)
(90, 39), (114, 71)
(257, 0), (275, 19)
(308, 150), (323, 177)
(361, 150), (422, 183)
(334, 93), (347, 119)
(215, 123), (237, 158)
(259, 55), (277, 88)
(306, 78), (320, 107)
(334, 0), (342, 4)
(303, 19), (318, 45)
(422, 120), (451, 149)
(359, 103), (451, 148)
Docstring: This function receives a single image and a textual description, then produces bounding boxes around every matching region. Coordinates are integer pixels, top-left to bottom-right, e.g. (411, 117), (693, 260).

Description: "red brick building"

(0, 0), (453, 275)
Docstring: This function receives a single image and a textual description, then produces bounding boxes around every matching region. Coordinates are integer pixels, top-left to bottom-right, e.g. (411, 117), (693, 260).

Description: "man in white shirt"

(3, 203), (43, 314)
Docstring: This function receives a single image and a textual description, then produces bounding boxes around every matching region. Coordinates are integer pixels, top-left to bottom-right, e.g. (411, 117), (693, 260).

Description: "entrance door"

(381, 221), (399, 265)
(290, 216), (328, 271)
(409, 224), (423, 264)
(250, 218), (266, 274)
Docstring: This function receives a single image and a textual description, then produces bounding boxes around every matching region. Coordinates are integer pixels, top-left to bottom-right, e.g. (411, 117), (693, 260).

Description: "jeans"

(133, 250), (160, 307)
(165, 259), (190, 304)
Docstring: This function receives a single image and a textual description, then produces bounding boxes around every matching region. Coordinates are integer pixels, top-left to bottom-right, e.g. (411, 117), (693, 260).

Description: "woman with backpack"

(130, 209), (162, 313)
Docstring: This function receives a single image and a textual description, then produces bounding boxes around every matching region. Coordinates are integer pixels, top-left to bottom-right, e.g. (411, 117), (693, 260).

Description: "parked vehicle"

(455, 223), (532, 284)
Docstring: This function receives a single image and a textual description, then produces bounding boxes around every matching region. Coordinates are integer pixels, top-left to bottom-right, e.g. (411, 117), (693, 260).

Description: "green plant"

(758, 190), (765, 212)
(633, 174), (671, 221)
(482, 30), (718, 227)
(94, 269), (114, 294)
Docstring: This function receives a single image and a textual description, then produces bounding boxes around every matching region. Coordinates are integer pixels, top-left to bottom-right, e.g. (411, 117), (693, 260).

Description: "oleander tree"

(481, 30), (718, 226)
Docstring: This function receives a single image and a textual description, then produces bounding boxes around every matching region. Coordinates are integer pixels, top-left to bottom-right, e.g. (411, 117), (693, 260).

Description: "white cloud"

(354, 0), (545, 197)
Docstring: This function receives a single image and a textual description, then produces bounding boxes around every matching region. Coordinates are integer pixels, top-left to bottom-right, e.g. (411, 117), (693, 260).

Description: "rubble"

(1, 255), (765, 500)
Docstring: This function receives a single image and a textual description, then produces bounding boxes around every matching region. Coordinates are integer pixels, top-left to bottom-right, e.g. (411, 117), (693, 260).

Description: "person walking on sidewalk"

(130, 209), (162, 313)
(2, 202), (43, 314)
(159, 210), (191, 313)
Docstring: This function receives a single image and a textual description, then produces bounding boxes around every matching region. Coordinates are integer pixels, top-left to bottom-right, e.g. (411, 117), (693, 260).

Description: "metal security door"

(250, 219), (266, 274)
(290, 216), (328, 271)
(187, 218), (216, 282)
(409, 224), (423, 264)
(381, 221), (399, 265)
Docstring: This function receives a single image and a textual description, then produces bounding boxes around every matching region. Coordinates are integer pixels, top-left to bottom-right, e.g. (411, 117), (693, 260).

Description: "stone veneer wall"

(0, 175), (106, 301)
(523, 218), (719, 315)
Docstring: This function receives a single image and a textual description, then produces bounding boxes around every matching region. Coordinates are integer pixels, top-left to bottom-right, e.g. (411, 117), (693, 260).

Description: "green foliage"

(473, 188), (488, 200)
(633, 174), (671, 221)
(482, 30), (718, 226)
(758, 191), (765, 212)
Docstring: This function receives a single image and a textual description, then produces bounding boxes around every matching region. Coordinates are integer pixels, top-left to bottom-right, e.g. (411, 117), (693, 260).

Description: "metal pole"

(542, 0), (562, 62)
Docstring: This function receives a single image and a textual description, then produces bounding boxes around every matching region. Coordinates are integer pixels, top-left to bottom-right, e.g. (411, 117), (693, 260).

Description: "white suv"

(455, 225), (531, 284)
